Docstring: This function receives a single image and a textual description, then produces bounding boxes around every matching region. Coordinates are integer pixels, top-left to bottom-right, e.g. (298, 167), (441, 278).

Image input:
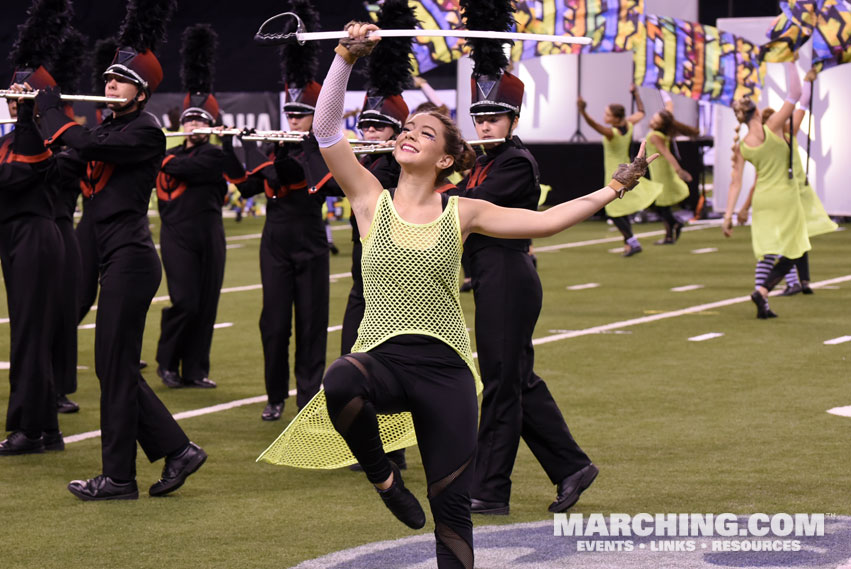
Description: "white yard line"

(691, 247), (718, 254)
(61, 273), (851, 444)
(213, 322), (234, 329)
(566, 283), (600, 291)
(827, 406), (851, 418)
(535, 224), (712, 253)
(671, 284), (705, 292)
(688, 332), (724, 342)
(824, 335), (851, 345)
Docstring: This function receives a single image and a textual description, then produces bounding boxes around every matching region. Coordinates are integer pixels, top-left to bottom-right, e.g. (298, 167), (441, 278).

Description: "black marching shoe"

(183, 377), (217, 389)
(780, 283), (802, 296)
(57, 394), (80, 414)
(801, 282), (814, 295)
(139, 360), (148, 370)
(653, 236), (674, 245)
(470, 498), (510, 516)
(261, 402), (284, 421)
(548, 463), (599, 513)
(673, 221), (684, 242)
(376, 462), (426, 529)
(0, 431), (44, 455)
(43, 430), (65, 451)
(149, 442), (207, 497)
(157, 366), (183, 388)
(68, 475), (139, 501)
(750, 291), (778, 319)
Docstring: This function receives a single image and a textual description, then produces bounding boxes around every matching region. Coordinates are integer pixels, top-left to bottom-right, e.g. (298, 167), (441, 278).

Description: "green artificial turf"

(0, 214), (848, 568)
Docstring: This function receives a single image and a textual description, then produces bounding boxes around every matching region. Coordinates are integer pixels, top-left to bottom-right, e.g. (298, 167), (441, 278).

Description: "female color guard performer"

(723, 62), (811, 319)
(155, 24), (237, 389)
(298, 21), (655, 569)
(36, 0), (207, 499)
(578, 86), (662, 256)
(736, 75), (837, 295)
(645, 110), (693, 244)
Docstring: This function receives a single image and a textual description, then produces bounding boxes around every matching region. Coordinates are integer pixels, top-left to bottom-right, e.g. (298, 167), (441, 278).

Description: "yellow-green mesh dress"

(258, 190), (480, 469)
(739, 125), (811, 260)
(645, 130), (689, 207)
(791, 135), (838, 238)
(604, 123), (663, 218)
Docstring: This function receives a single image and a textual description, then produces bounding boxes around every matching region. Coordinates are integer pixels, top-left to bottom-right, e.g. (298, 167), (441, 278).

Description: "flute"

(164, 127), (246, 137)
(352, 138), (506, 155)
(0, 90), (127, 104)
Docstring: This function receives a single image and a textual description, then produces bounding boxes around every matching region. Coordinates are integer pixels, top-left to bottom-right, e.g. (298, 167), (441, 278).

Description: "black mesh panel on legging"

(763, 256), (798, 291)
(323, 356), (393, 485)
(610, 215), (633, 240)
(436, 522), (474, 569)
(794, 252), (810, 282)
(428, 454), (473, 499)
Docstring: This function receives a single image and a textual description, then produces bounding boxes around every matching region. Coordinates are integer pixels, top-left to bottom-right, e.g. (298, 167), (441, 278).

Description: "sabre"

(254, 12), (592, 47)
(0, 90), (127, 104)
(353, 138), (505, 155)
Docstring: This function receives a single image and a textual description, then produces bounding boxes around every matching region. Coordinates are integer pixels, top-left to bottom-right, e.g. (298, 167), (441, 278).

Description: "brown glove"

(335, 21), (378, 64)
(609, 140), (658, 197)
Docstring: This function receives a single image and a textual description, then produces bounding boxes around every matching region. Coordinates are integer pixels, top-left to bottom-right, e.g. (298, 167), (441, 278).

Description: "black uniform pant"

(324, 336), (477, 569)
(156, 219), (226, 381)
(611, 215), (634, 241)
(75, 212), (99, 323)
(259, 230), (329, 408)
(470, 247), (591, 503)
(54, 217), (81, 395)
(0, 216), (62, 436)
(340, 238), (363, 356)
(96, 244), (188, 480)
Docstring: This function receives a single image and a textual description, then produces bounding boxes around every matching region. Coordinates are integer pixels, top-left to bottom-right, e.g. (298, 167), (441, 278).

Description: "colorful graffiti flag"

(633, 15), (763, 106)
(761, 0), (819, 62)
(512, 0), (643, 61)
(811, 0), (851, 71)
(402, 0), (644, 75)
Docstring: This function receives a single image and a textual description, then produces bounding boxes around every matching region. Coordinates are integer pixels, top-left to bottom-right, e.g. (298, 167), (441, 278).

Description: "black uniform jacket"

(224, 134), (331, 260)
(456, 136), (541, 256)
(0, 105), (54, 222)
(41, 108), (165, 259)
(156, 140), (240, 224)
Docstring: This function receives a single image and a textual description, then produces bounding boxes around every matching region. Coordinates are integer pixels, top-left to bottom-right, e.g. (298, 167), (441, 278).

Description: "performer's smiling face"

(473, 113), (515, 140)
(287, 113), (313, 133)
(394, 113), (453, 174)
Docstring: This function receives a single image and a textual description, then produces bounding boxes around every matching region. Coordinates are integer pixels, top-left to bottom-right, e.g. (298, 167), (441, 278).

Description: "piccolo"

(352, 138), (506, 155)
(241, 131), (311, 142)
(164, 128), (246, 137)
(255, 12), (593, 46)
(0, 118), (15, 124)
(0, 90), (127, 104)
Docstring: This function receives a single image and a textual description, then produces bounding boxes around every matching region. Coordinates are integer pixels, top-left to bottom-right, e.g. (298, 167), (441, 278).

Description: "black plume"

(91, 37), (119, 91)
(181, 24), (219, 93)
(460, 0), (514, 76)
(51, 28), (88, 94)
(279, 0), (320, 87)
(9, 0), (73, 69)
(117, 0), (178, 54)
(368, 0), (418, 96)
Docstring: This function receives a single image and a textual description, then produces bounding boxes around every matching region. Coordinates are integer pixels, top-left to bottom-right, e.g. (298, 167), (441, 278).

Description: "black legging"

(610, 215), (633, 241)
(655, 205), (678, 235)
(324, 336), (477, 569)
(762, 255), (805, 292)
(794, 252), (810, 282)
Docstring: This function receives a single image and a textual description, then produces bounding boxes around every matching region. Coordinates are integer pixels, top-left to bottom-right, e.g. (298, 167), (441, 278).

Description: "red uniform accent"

(465, 161), (495, 189)
(156, 155), (188, 202)
(80, 161), (116, 198)
(0, 139), (52, 165)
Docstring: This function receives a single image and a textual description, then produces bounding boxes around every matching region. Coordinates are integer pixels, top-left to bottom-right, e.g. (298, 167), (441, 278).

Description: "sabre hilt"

(254, 12), (305, 46)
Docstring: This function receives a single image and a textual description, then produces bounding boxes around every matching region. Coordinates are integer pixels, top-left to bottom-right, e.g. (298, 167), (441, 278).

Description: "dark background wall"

(2, 0), (780, 94)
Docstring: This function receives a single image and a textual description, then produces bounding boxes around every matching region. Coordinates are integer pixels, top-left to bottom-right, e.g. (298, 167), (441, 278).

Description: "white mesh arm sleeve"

(314, 54), (354, 148)
(784, 62), (802, 104)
